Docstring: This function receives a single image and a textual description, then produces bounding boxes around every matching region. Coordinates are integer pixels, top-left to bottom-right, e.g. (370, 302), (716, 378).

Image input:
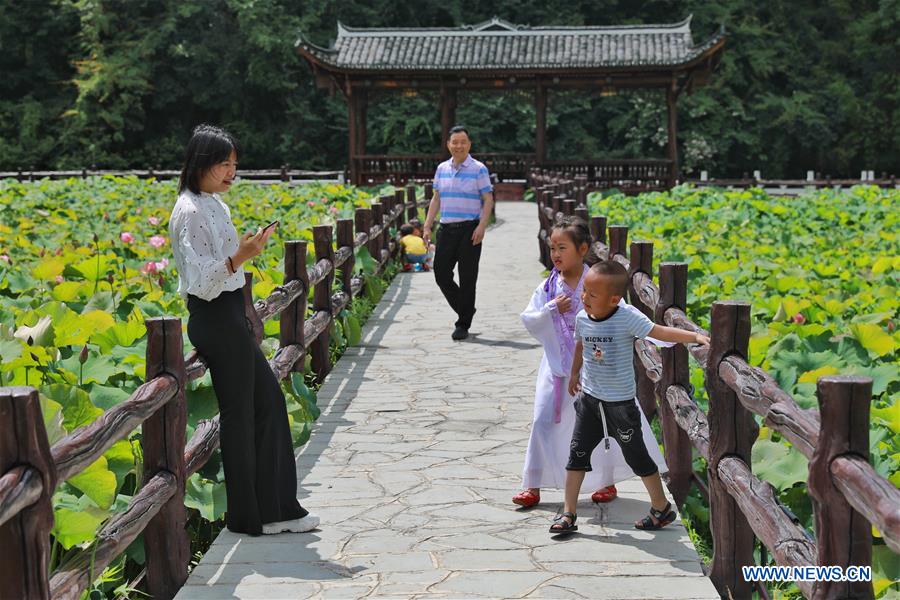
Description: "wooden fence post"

(280, 241), (308, 371)
(629, 241), (657, 420)
(310, 225), (335, 382)
(241, 272), (264, 345)
(406, 186), (418, 222)
(336, 220), (355, 305)
(608, 225), (628, 259)
(0, 387), (56, 600)
(142, 317), (189, 599)
(552, 194), (564, 219)
(563, 199), (576, 217)
(656, 263), (693, 507)
(590, 216), (607, 246)
(537, 191), (552, 269)
(371, 202), (384, 262)
(394, 189), (406, 228)
(575, 205), (589, 223)
(808, 376), (874, 600)
(705, 301), (756, 599)
(378, 195), (392, 255)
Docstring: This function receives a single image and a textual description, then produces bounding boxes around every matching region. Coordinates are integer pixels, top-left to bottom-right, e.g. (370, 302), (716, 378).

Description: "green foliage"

(1, 1), (897, 175)
(592, 185), (899, 598)
(0, 177), (399, 598)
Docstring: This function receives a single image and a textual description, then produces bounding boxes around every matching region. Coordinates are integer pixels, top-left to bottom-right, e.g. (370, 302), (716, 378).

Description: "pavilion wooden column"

(666, 85), (679, 186)
(535, 84), (547, 163)
(357, 89), (367, 160)
(440, 87), (457, 154)
(347, 87), (367, 186)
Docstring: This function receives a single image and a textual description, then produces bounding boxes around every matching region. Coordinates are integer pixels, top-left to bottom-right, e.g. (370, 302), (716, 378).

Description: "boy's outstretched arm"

(648, 324), (711, 346)
(568, 340), (584, 396)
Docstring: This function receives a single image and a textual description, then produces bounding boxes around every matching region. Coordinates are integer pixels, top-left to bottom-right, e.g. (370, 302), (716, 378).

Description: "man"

(423, 126), (494, 341)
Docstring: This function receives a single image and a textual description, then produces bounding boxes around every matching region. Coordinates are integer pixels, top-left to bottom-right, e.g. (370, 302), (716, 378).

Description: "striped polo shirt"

(574, 304), (654, 401)
(432, 155), (493, 223)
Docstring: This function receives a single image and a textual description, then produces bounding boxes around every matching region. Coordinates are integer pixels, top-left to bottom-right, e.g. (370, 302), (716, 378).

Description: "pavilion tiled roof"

(296, 16), (723, 72)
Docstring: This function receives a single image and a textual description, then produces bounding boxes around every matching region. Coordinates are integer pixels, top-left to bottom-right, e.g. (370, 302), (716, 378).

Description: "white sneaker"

(261, 514), (320, 535)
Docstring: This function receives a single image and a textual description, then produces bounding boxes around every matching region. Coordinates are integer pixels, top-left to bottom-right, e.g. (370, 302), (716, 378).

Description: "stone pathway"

(176, 202), (717, 599)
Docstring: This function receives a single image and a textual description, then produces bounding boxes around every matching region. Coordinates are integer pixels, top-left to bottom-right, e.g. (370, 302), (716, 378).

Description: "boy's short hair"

(590, 260), (629, 297)
(400, 224), (414, 236)
(408, 218), (422, 228)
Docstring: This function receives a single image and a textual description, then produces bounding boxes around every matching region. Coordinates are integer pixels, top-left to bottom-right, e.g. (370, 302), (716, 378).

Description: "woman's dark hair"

(178, 124), (241, 194)
(400, 224), (414, 236)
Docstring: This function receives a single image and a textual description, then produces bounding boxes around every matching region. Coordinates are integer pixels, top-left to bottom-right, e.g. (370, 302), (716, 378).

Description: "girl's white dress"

(519, 265), (667, 491)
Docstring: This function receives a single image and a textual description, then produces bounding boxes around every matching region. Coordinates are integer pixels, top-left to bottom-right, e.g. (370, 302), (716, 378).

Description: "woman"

(169, 124), (318, 535)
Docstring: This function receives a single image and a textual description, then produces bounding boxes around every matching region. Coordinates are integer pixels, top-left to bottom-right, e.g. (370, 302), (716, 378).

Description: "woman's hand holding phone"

(233, 221), (278, 270)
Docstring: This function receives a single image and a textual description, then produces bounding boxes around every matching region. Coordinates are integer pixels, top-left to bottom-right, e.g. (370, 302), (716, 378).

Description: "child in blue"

(549, 260), (710, 534)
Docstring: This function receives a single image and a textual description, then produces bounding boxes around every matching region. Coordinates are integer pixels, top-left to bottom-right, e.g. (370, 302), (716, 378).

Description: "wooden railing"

(352, 152), (534, 185)
(354, 154), (675, 191)
(0, 185), (432, 600)
(530, 171), (900, 599)
(0, 167), (344, 183)
(535, 160), (674, 192)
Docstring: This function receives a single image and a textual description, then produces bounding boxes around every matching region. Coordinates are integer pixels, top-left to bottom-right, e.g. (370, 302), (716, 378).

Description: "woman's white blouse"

(168, 190), (245, 301)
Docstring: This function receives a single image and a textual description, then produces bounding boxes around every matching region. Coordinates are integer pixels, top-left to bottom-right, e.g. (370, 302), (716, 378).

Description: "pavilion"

(296, 16), (725, 189)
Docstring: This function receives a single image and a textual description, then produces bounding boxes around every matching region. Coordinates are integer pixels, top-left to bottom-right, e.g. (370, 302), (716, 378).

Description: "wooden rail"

(0, 167), (344, 183)
(531, 170), (898, 599)
(0, 185), (433, 600)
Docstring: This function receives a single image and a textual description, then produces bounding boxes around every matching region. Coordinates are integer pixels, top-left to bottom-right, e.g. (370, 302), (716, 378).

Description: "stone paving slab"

(177, 203), (717, 599)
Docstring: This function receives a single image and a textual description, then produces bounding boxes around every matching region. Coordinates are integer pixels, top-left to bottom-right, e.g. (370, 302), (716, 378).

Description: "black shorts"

(566, 392), (658, 477)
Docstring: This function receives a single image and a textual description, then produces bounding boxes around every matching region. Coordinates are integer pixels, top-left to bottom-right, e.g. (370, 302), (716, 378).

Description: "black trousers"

(433, 219), (482, 329)
(187, 289), (307, 535)
(567, 392), (658, 477)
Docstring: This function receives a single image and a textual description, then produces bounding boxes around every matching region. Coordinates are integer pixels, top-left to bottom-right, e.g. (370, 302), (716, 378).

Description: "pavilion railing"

(354, 154), (675, 191)
(0, 186), (431, 600)
(529, 170), (899, 599)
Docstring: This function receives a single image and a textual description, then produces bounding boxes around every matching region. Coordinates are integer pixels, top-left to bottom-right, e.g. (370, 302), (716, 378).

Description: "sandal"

(549, 512), (578, 534)
(512, 489), (540, 508)
(634, 501), (677, 530)
(591, 485), (618, 503)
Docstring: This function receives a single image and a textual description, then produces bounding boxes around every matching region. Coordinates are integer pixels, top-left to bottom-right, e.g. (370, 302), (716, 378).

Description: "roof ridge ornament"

(472, 17), (523, 32)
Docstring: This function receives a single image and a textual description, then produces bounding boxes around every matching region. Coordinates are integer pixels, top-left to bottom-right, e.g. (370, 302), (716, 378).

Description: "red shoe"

(512, 489), (540, 508)
(591, 485), (618, 503)
(402, 263), (413, 272)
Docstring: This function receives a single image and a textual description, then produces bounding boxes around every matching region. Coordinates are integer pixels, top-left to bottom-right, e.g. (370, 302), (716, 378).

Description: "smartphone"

(261, 220), (279, 233)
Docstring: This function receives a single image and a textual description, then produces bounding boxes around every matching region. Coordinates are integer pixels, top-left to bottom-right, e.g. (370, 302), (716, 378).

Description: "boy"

(399, 223), (429, 271)
(549, 260), (710, 534)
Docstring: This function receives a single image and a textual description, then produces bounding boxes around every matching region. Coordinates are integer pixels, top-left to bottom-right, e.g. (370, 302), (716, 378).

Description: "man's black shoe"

(451, 326), (469, 341)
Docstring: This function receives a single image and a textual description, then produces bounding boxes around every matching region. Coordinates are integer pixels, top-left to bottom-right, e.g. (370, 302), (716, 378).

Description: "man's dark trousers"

(433, 219), (481, 330)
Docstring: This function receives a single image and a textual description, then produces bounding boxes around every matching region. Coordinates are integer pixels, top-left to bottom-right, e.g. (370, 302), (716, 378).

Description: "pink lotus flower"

(136, 208), (142, 214)
(141, 261), (158, 275)
(330, 206), (339, 214)
(307, 201), (316, 208)
(0, 254), (10, 263)
(54, 275), (64, 284)
(792, 313), (806, 325)
(120, 232), (134, 243)
(148, 216), (160, 226)
(155, 258), (169, 271)
(149, 235), (167, 248)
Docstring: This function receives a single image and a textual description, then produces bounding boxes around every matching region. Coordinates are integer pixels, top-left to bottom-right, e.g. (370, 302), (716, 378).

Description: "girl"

(169, 124), (318, 536)
(516, 216), (660, 508)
